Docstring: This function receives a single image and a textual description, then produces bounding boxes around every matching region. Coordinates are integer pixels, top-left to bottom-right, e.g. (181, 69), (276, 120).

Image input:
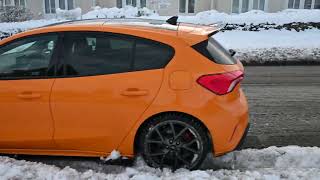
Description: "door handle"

(18, 92), (41, 99)
(121, 88), (149, 96)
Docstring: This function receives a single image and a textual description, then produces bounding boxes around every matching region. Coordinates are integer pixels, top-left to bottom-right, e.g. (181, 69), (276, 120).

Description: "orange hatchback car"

(0, 18), (249, 169)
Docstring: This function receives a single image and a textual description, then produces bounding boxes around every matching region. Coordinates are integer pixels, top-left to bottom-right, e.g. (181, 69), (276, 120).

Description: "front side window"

(0, 34), (58, 79)
(62, 32), (174, 77)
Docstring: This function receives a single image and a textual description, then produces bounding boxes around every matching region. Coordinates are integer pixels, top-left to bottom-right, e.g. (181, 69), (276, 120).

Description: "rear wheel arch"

(133, 111), (214, 156)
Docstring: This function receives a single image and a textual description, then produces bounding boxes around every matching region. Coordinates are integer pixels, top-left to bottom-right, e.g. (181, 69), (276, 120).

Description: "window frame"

(288, 0), (319, 9)
(44, 0), (74, 14)
(0, 32), (62, 80)
(179, 0), (195, 14)
(58, 31), (175, 78)
(232, 0), (267, 13)
(13, 0), (26, 7)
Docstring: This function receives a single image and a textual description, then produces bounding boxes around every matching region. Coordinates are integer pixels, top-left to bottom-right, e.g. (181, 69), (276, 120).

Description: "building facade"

(0, 0), (319, 19)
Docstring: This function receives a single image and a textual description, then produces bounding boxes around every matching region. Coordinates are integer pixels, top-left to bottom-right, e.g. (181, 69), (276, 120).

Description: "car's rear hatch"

(176, 23), (244, 95)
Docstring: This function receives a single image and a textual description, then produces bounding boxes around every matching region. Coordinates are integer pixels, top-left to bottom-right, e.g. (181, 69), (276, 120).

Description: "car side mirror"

(229, 49), (236, 57)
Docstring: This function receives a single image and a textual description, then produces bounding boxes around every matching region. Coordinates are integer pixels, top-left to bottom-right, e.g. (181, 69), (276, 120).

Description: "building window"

(46, 0), (74, 13)
(119, 0), (145, 8)
(58, 0), (74, 10)
(67, 0), (73, 9)
(315, 0), (320, 8)
(117, 0), (122, 8)
(188, 0), (195, 13)
(242, 0), (249, 12)
(179, 0), (186, 13)
(304, 0), (312, 8)
(252, 0), (265, 10)
(233, 0), (266, 13)
(45, 0), (55, 13)
(59, 0), (65, 9)
(126, 0), (136, 6)
(179, 0), (195, 13)
(289, 0), (320, 9)
(5, 0), (11, 6)
(140, 0), (146, 7)
(14, 0), (25, 7)
(232, 0), (240, 13)
(288, 0), (300, 8)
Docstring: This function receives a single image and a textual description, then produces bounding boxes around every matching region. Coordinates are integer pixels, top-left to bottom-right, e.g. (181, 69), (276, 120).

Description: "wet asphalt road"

(242, 66), (320, 148)
(6, 66), (320, 171)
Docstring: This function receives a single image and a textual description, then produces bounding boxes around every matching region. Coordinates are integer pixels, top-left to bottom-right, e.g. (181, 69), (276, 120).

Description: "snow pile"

(0, 146), (320, 179)
(101, 150), (121, 162)
(0, 19), (60, 38)
(56, 8), (82, 20)
(215, 29), (320, 64)
(82, 6), (157, 19)
(179, 9), (320, 25)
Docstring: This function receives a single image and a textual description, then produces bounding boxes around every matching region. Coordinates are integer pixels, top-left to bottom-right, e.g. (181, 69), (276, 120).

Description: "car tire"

(136, 113), (210, 170)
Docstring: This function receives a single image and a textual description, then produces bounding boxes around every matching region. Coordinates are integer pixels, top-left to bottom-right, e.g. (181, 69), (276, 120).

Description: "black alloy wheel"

(137, 113), (210, 170)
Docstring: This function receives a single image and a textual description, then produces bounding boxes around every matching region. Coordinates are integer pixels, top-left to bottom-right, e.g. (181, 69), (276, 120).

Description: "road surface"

(242, 66), (320, 148)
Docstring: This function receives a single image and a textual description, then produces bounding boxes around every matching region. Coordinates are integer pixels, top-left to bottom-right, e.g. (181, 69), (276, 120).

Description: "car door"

(0, 33), (59, 149)
(51, 31), (174, 153)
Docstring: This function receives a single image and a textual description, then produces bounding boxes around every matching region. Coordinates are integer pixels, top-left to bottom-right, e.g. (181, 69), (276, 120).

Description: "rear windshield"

(192, 37), (236, 65)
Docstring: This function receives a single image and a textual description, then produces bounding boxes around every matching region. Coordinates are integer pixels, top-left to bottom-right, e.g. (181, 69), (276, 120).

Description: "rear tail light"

(197, 70), (244, 95)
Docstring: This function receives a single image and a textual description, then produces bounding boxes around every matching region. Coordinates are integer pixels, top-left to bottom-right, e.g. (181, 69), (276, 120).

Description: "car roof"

(1, 18), (221, 46)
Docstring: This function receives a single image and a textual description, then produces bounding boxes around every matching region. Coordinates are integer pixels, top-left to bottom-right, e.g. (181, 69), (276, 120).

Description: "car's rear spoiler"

(166, 16), (224, 37)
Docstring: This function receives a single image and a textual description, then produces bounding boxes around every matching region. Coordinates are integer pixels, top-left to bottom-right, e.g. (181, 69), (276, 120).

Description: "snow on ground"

(0, 146), (320, 179)
(178, 9), (320, 25)
(0, 19), (60, 35)
(215, 29), (320, 64)
(82, 6), (158, 19)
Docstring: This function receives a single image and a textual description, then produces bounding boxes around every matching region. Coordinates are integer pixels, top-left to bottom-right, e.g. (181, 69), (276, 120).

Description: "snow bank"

(0, 146), (320, 179)
(215, 29), (320, 64)
(179, 9), (320, 25)
(82, 6), (157, 19)
(0, 19), (60, 37)
(56, 8), (82, 20)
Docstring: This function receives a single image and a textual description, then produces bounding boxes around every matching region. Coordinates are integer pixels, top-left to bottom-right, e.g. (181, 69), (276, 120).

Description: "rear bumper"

(235, 123), (250, 150)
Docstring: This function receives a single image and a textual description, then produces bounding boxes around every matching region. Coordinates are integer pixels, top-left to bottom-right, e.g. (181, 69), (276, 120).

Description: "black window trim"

(0, 32), (62, 80)
(57, 31), (175, 79)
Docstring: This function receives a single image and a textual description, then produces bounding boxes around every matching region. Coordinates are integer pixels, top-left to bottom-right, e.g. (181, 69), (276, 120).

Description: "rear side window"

(135, 38), (174, 71)
(192, 37), (236, 65)
(62, 32), (174, 77)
